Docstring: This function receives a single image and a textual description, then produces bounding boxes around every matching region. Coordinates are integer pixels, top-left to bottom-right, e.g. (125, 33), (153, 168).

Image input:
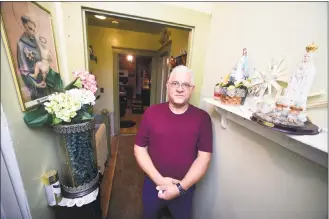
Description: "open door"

(112, 53), (120, 135)
(150, 41), (172, 105)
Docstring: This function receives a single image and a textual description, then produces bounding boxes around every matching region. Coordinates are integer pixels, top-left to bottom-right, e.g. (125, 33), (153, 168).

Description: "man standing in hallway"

(134, 65), (213, 219)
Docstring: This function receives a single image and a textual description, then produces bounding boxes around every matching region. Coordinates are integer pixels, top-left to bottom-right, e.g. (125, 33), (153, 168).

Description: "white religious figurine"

(283, 43), (318, 110)
(231, 48), (249, 84)
(253, 43), (319, 127)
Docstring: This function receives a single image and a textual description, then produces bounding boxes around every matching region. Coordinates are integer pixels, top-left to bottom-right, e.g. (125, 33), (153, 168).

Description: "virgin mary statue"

(284, 43), (318, 109)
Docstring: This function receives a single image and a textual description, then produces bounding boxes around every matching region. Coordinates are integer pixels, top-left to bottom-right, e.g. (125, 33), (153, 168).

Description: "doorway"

(115, 41), (173, 135)
(118, 54), (153, 135)
(84, 10), (192, 218)
(85, 11), (191, 135)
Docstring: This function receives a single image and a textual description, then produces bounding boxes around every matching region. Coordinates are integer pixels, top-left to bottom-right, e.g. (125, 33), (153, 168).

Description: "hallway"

(107, 135), (144, 219)
(107, 135), (173, 219)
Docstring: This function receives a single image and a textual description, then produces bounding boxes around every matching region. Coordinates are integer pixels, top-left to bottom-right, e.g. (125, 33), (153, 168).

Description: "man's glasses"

(168, 81), (193, 90)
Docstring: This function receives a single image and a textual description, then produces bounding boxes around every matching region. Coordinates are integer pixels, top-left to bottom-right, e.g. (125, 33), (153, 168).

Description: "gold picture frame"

(1, 2), (60, 111)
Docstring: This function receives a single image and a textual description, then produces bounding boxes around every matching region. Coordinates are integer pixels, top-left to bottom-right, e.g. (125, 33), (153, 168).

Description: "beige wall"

(195, 2), (328, 219)
(88, 26), (160, 113)
(0, 2), (64, 219)
(193, 114), (328, 219)
(1, 40), (59, 219)
(168, 27), (190, 58)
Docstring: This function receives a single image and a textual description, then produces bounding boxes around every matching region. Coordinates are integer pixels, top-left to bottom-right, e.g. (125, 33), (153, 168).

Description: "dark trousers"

(142, 176), (194, 219)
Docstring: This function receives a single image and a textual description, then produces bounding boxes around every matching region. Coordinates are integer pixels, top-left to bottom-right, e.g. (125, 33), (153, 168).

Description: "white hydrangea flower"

(44, 92), (82, 123)
(66, 88), (96, 106)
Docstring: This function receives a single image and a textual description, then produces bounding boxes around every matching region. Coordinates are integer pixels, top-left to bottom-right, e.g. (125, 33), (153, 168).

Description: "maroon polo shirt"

(135, 102), (213, 180)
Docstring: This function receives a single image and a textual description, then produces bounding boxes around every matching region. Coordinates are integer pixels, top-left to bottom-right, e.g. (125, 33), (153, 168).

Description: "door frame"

(82, 8), (194, 135)
(1, 105), (32, 219)
(154, 40), (172, 104)
(82, 8), (194, 77)
(112, 47), (157, 135)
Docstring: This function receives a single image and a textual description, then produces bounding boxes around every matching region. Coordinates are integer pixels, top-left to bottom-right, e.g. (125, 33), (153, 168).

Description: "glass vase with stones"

(54, 119), (100, 198)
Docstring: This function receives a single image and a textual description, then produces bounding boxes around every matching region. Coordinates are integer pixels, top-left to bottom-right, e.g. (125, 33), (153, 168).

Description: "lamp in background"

(127, 55), (133, 62)
(94, 15), (106, 20)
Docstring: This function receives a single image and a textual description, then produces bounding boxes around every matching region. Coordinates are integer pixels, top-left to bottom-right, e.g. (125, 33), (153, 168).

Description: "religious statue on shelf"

(230, 48), (249, 85)
(252, 43), (320, 134)
(284, 42), (318, 110)
(214, 48), (251, 105)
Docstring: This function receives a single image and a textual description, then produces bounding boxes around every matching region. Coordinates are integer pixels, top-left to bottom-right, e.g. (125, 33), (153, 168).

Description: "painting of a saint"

(1, 2), (61, 111)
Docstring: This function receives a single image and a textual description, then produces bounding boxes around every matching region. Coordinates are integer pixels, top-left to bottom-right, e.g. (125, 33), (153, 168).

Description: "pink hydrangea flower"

(73, 70), (98, 94)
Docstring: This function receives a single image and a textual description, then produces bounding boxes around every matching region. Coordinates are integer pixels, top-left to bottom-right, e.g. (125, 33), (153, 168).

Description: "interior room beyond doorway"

(119, 54), (152, 135)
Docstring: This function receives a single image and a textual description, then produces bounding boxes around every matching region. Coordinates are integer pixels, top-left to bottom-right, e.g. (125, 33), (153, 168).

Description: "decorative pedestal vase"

(53, 120), (100, 199)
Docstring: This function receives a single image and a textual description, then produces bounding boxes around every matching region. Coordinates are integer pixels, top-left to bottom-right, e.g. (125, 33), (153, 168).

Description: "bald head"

(168, 65), (194, 85)
(166, 65), (195, 107)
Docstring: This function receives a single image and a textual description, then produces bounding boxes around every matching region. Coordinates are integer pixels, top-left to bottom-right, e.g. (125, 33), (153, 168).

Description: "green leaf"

(52, 116), (62, 125)
(23, 106), (52, 128)
(87, 105), (93, 114)
(277, 80), (288, 88)
(81, 112), (92, 121)
(73, 78), (82, 88)
(64, 78), (78, 90)
(46, 68), (64, 92)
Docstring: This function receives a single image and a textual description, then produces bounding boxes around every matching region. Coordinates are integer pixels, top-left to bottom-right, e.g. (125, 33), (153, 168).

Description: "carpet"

(107, 135), (144, 219)
(120, 120), (136, 128)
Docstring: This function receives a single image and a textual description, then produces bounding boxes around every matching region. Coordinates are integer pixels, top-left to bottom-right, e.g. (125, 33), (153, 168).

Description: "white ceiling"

(160, 2), (213, 14)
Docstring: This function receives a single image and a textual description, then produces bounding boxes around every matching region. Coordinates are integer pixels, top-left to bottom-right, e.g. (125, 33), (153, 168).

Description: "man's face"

(166, 71), (194, 106)
(24, 21), (36, 38)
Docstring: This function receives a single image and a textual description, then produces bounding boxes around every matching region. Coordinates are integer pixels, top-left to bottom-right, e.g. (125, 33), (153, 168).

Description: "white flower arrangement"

(45, 92), (82, 123)
(41, 70), (98, 125)
(23, 70), (98, 127)
(67, 88), (96, 106)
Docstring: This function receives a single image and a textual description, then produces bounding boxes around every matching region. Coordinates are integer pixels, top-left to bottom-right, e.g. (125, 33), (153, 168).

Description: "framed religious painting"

(1, 2), (61, 111)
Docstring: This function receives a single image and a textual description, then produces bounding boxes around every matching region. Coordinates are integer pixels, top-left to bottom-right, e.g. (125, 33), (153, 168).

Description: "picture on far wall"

(1, 2), (61, 111)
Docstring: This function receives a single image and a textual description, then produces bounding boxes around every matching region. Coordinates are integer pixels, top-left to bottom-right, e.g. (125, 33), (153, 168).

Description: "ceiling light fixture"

(94, 15), (106, 20)
(112, 20), (119, 25)
(127, 55), (133, 62)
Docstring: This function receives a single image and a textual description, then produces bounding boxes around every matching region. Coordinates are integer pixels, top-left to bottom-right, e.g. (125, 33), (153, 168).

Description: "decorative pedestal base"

(58, 187), (99, 207)
(53, 187), (102, 219)
(251, 114), (321, 135)
(61, 172), (100, 199)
